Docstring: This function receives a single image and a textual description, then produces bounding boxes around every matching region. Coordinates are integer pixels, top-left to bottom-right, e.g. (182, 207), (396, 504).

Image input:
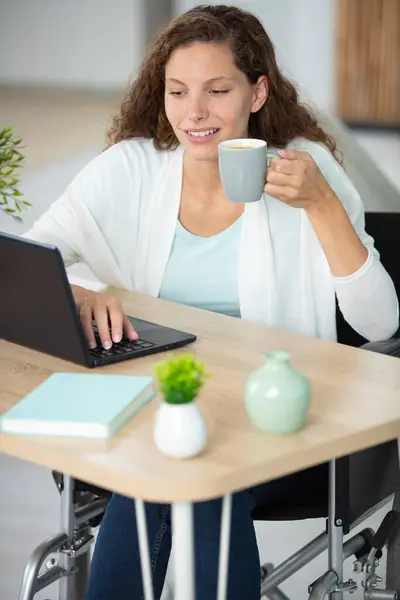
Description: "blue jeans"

(84, 464), (328, 600)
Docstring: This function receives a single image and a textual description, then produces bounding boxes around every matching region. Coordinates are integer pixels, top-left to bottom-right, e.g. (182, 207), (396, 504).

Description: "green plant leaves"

(154, 354), (209, 404)
(0, 126), (29, 221)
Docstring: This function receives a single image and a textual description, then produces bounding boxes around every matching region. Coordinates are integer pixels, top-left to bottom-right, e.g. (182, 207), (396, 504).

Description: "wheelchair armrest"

(52, 470), (112, 500)
(52, 471), (111, 528)
(361, 337), (400, 357)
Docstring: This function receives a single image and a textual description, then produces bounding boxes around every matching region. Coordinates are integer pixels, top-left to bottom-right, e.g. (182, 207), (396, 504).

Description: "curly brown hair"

(108, 4), (339, 160)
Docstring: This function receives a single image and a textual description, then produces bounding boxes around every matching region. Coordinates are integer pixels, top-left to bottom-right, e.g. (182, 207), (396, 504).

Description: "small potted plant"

(153, 353), (209, 459)
(0, 126), (31, 221)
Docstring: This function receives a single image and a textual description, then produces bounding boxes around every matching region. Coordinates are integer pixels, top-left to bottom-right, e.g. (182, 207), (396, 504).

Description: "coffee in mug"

(225, 144), (258, 150)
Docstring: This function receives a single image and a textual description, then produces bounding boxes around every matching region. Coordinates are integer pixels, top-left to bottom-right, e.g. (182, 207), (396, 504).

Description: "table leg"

(217, 494), (232, 600)
(171, 494), (233, 600)
(172, 502), (195, 600)
(135, 499), (155, 600)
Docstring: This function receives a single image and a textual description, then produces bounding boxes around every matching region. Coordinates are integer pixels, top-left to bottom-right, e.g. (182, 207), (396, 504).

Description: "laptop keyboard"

(89, 324), (156, 359)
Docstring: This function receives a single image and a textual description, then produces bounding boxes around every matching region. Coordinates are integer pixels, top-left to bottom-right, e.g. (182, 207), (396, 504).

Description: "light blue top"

(159, 217), (242, 318)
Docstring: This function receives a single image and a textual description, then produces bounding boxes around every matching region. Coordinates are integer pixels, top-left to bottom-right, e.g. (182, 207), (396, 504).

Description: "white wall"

(0, 0), (145, 89)
(0, 0), (336, 107)
(173, 0), (337, 114)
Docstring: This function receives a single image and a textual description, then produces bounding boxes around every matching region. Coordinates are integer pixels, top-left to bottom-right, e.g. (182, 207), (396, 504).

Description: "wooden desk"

(1, 289), (400, 502)
(1, 289), (400, 600)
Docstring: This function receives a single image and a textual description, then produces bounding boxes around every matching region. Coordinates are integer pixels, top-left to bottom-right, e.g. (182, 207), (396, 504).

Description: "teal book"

(0, 372), (155, 439)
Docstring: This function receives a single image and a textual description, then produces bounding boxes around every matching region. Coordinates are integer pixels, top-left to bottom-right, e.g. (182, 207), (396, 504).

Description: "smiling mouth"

(185, 128), (219, 138)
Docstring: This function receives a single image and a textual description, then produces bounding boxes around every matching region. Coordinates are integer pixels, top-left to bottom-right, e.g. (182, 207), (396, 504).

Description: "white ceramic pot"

(154, 401), (207, 459)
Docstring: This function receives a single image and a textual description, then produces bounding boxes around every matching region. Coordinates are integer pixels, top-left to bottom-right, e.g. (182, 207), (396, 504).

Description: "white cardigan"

(24, 137), (399, 342)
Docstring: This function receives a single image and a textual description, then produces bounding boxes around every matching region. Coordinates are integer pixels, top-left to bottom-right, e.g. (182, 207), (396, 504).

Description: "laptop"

(0, 232), (197, 368)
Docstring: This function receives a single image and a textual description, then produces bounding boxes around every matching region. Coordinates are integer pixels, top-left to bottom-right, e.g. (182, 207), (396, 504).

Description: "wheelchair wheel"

(386, 488), (400, 593)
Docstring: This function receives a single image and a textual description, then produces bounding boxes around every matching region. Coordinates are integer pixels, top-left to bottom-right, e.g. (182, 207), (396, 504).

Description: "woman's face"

(164, 42), (268, 162)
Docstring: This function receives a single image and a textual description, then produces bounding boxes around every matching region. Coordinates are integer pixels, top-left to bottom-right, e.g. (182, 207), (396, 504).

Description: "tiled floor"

(0, 88), (399, 600)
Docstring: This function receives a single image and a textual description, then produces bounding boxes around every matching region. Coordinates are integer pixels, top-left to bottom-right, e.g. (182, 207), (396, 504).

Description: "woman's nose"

(188, 96), (209, 122)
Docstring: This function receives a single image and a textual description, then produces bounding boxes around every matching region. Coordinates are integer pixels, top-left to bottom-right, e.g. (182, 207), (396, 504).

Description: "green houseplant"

(0, 126), (31, 221)
(153, 354), (209, 459)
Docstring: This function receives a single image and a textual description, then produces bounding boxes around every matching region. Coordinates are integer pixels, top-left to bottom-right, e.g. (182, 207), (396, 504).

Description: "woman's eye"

(169, 91), (185, 97)
(210, 90), (229, 95)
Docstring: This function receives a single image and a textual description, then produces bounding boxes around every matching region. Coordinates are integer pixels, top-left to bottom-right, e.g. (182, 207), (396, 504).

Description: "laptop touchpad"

(127, 316), (161, 334)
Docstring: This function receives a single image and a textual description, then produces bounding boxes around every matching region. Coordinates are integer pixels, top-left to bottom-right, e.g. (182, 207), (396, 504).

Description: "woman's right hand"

(71, 285), (138, 350)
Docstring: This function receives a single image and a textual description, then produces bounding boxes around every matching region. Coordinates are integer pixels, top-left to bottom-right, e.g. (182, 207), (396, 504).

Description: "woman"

(25, 5), (398, 599)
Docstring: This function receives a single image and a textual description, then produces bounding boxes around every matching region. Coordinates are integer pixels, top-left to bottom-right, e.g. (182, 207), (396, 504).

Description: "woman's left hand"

(264, 149), (336, 212)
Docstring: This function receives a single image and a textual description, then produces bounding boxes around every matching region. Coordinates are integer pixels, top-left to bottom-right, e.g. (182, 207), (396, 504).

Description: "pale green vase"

(245, 351), (311, 434)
